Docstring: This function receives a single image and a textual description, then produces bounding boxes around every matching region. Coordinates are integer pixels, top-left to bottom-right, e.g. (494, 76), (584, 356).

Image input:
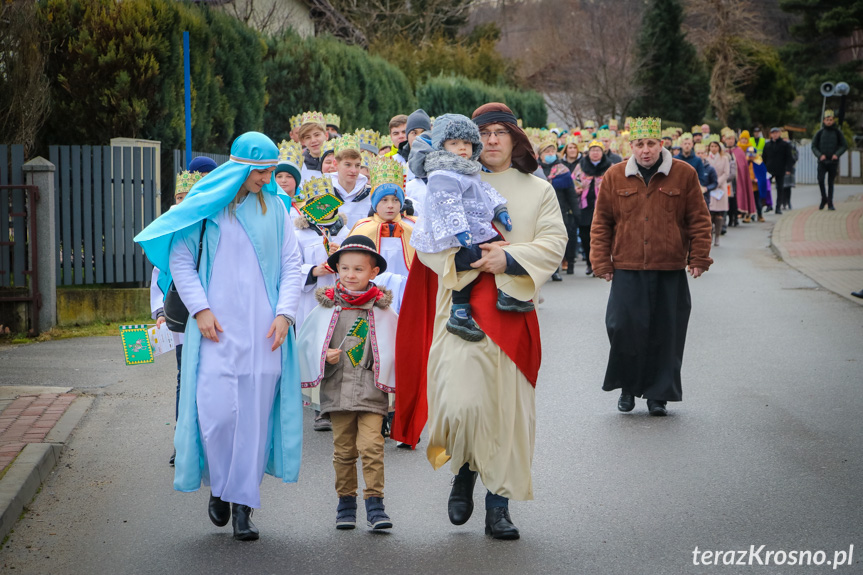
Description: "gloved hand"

(496, 209), (513, 231)
(455, 231), (472, 247)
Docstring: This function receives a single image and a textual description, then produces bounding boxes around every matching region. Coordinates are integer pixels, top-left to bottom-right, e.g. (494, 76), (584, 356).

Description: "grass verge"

(0, 317), (152, 346)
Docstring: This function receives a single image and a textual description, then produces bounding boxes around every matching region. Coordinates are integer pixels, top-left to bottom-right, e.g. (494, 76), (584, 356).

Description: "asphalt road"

(1, 186), (862, 575)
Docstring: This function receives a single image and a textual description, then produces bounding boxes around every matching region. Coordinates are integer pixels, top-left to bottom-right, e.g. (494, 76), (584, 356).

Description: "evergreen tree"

(629, 0), (709, 126)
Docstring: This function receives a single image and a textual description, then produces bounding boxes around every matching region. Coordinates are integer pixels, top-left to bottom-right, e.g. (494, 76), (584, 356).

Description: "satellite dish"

(834, 82), (851, 96)
(820, 82), (835, 97)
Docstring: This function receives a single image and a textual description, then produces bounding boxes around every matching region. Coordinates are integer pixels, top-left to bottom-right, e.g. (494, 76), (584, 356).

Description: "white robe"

(328, 173), (371, 230)
(293, 222), (350, 329)
(170, 199), (302, 508)
(405, 178), (427, 218)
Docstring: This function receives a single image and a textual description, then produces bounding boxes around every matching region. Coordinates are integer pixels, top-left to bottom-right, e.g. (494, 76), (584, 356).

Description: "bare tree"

(686, 0), (762, 125)
(221, 0), (323, 37)
(471, 0), (644, 127)
(0, 0), (50, 154)
(326, 0), (474, 44)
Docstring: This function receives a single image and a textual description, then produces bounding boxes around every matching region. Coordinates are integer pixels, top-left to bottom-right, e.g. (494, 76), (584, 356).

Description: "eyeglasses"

(479, 129), (510, 140)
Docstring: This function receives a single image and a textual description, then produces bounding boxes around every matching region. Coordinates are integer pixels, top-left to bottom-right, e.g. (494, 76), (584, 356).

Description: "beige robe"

(418, 168), (567, 500)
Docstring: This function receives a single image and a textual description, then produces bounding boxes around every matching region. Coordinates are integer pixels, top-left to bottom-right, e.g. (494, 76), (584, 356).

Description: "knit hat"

(430, 114), (483, 161)
(327, 235), (387, 273)
(471, 102), (538, 174)
(369, 156), (405, 209)
(188, 156), (218, 174)
(406, 109), (431, 135)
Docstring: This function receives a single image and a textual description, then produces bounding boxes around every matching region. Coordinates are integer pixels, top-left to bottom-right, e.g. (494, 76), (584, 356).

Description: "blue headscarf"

(135, 132), (280, 272)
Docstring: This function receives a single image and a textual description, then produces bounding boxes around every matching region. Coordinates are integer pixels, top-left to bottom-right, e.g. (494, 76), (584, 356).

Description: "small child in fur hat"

(409, 113), (533, 342)
(296, 235), (398, 531)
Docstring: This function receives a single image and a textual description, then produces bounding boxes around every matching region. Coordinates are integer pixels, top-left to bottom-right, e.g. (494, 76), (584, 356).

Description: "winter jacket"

(540, 159), (579, 221)
(573, 155), (612, 212)
(674, 151), (707, 186)
(811, 124), (848, 161)
(762, 138), (794, 176)
(317, 287), (393, 417)
(590, 147), (713, 277)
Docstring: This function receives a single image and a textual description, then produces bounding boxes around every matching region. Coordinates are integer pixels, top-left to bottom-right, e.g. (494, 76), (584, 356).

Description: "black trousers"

(578, 225), (592, 267)
(773, 172), (785, 210)
(817, 161), (838, 204)
(602, 270), (691, 402)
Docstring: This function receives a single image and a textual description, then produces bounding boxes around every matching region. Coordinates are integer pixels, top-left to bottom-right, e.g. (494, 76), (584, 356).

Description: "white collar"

(328, 173), (369, 200)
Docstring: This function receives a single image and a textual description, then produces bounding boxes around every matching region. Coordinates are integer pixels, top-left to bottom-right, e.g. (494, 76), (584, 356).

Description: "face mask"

(543, 154), (557, 164)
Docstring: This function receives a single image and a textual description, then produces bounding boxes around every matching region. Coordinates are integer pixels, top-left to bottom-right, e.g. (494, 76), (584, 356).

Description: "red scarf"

(325, 281), (383, 309)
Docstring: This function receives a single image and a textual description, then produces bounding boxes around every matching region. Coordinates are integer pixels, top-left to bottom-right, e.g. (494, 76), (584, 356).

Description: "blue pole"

(183, 31), (192, 169)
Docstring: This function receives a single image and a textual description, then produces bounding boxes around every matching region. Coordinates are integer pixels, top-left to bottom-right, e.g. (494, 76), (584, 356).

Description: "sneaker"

(496, 289), (534, 312)
(446, 305), (485, 342)
(336, 496), (357, 530)
(314, 413), (332, 431)
(365, 497), (393, 530)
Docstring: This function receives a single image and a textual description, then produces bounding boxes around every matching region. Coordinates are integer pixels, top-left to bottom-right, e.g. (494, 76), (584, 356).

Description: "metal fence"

(49, 145), (158, 286)
(0, 145), (26, 288)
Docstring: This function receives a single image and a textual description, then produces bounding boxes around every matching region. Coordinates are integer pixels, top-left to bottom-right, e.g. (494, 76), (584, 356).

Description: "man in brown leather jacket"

(590, 117), (713, 416)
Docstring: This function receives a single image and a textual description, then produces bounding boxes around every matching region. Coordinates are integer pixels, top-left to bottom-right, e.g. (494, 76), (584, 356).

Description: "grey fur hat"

(431, 113), (483, 161)
(406, 109), (431, 135)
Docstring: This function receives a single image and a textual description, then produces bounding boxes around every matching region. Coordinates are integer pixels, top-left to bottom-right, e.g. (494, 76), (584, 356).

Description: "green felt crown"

(370, 156), (404, 192)
(300, 176), (343, 225)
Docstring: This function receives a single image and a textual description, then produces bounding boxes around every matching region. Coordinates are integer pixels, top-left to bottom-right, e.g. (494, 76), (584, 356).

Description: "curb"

(0, 395), (93, 543)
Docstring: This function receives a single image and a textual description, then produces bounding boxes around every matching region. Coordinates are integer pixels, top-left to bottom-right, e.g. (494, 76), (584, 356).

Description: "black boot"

(485, 506), (520, 540)
(448, 463), (478, 525)
(566, 260), (575, 275)
(231, 503), (259, 541)
(208, 492), (231, 527)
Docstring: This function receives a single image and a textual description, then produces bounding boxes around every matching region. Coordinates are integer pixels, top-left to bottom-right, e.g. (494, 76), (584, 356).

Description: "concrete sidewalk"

(0, 386), (92, 542)
(771, 192), (863, 305)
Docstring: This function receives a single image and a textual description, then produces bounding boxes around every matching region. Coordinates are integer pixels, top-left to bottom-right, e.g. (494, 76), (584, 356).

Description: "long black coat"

(762, 138), (794, 177)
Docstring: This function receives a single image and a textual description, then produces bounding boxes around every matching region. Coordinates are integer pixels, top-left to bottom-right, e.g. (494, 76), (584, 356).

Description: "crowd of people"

(134, 103), (842, 544)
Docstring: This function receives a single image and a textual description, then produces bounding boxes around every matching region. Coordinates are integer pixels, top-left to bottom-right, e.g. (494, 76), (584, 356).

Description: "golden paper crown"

(303, 176), (335, 199)
(355, 129), (380, 150)
(704, 134), (721, 146)
(584, 120), (596, 129)
(694, 143), (707, 153)
(361, 150), (375, 169)
(629, 117), (662, 140)
(333, 134), (360, 156)
(565, 135), (581, 146)
(597, 129), (613, 139)
(300, 110), (325, 126)
(680, 132), (693, 140)
(379, 135), (394, 150)
(324, 113), (341, 128)
(586, 139), (605, 151)
(175, 170), (203, 196)
(609, 119), (619, 130)
(290, 115), (302, 131)
(321, 138), (337, 155)
(370, 156), (405, 192)
(691, 125), (701, 134)
(278, 140), (302, 165)
(539, 136), (558, 153)
(824, 109), (834, 119)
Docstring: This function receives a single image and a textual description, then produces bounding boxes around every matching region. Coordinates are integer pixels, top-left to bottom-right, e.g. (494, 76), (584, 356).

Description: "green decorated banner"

(119, 325), (154, 366)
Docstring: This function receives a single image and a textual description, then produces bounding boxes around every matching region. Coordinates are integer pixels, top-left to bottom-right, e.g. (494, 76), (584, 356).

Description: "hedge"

(417, 76), (547, 127)
(264, 32), (416, 141)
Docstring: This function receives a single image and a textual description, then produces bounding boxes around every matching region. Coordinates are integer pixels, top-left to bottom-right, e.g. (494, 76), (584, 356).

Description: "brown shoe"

(757, 216), (765, 222)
